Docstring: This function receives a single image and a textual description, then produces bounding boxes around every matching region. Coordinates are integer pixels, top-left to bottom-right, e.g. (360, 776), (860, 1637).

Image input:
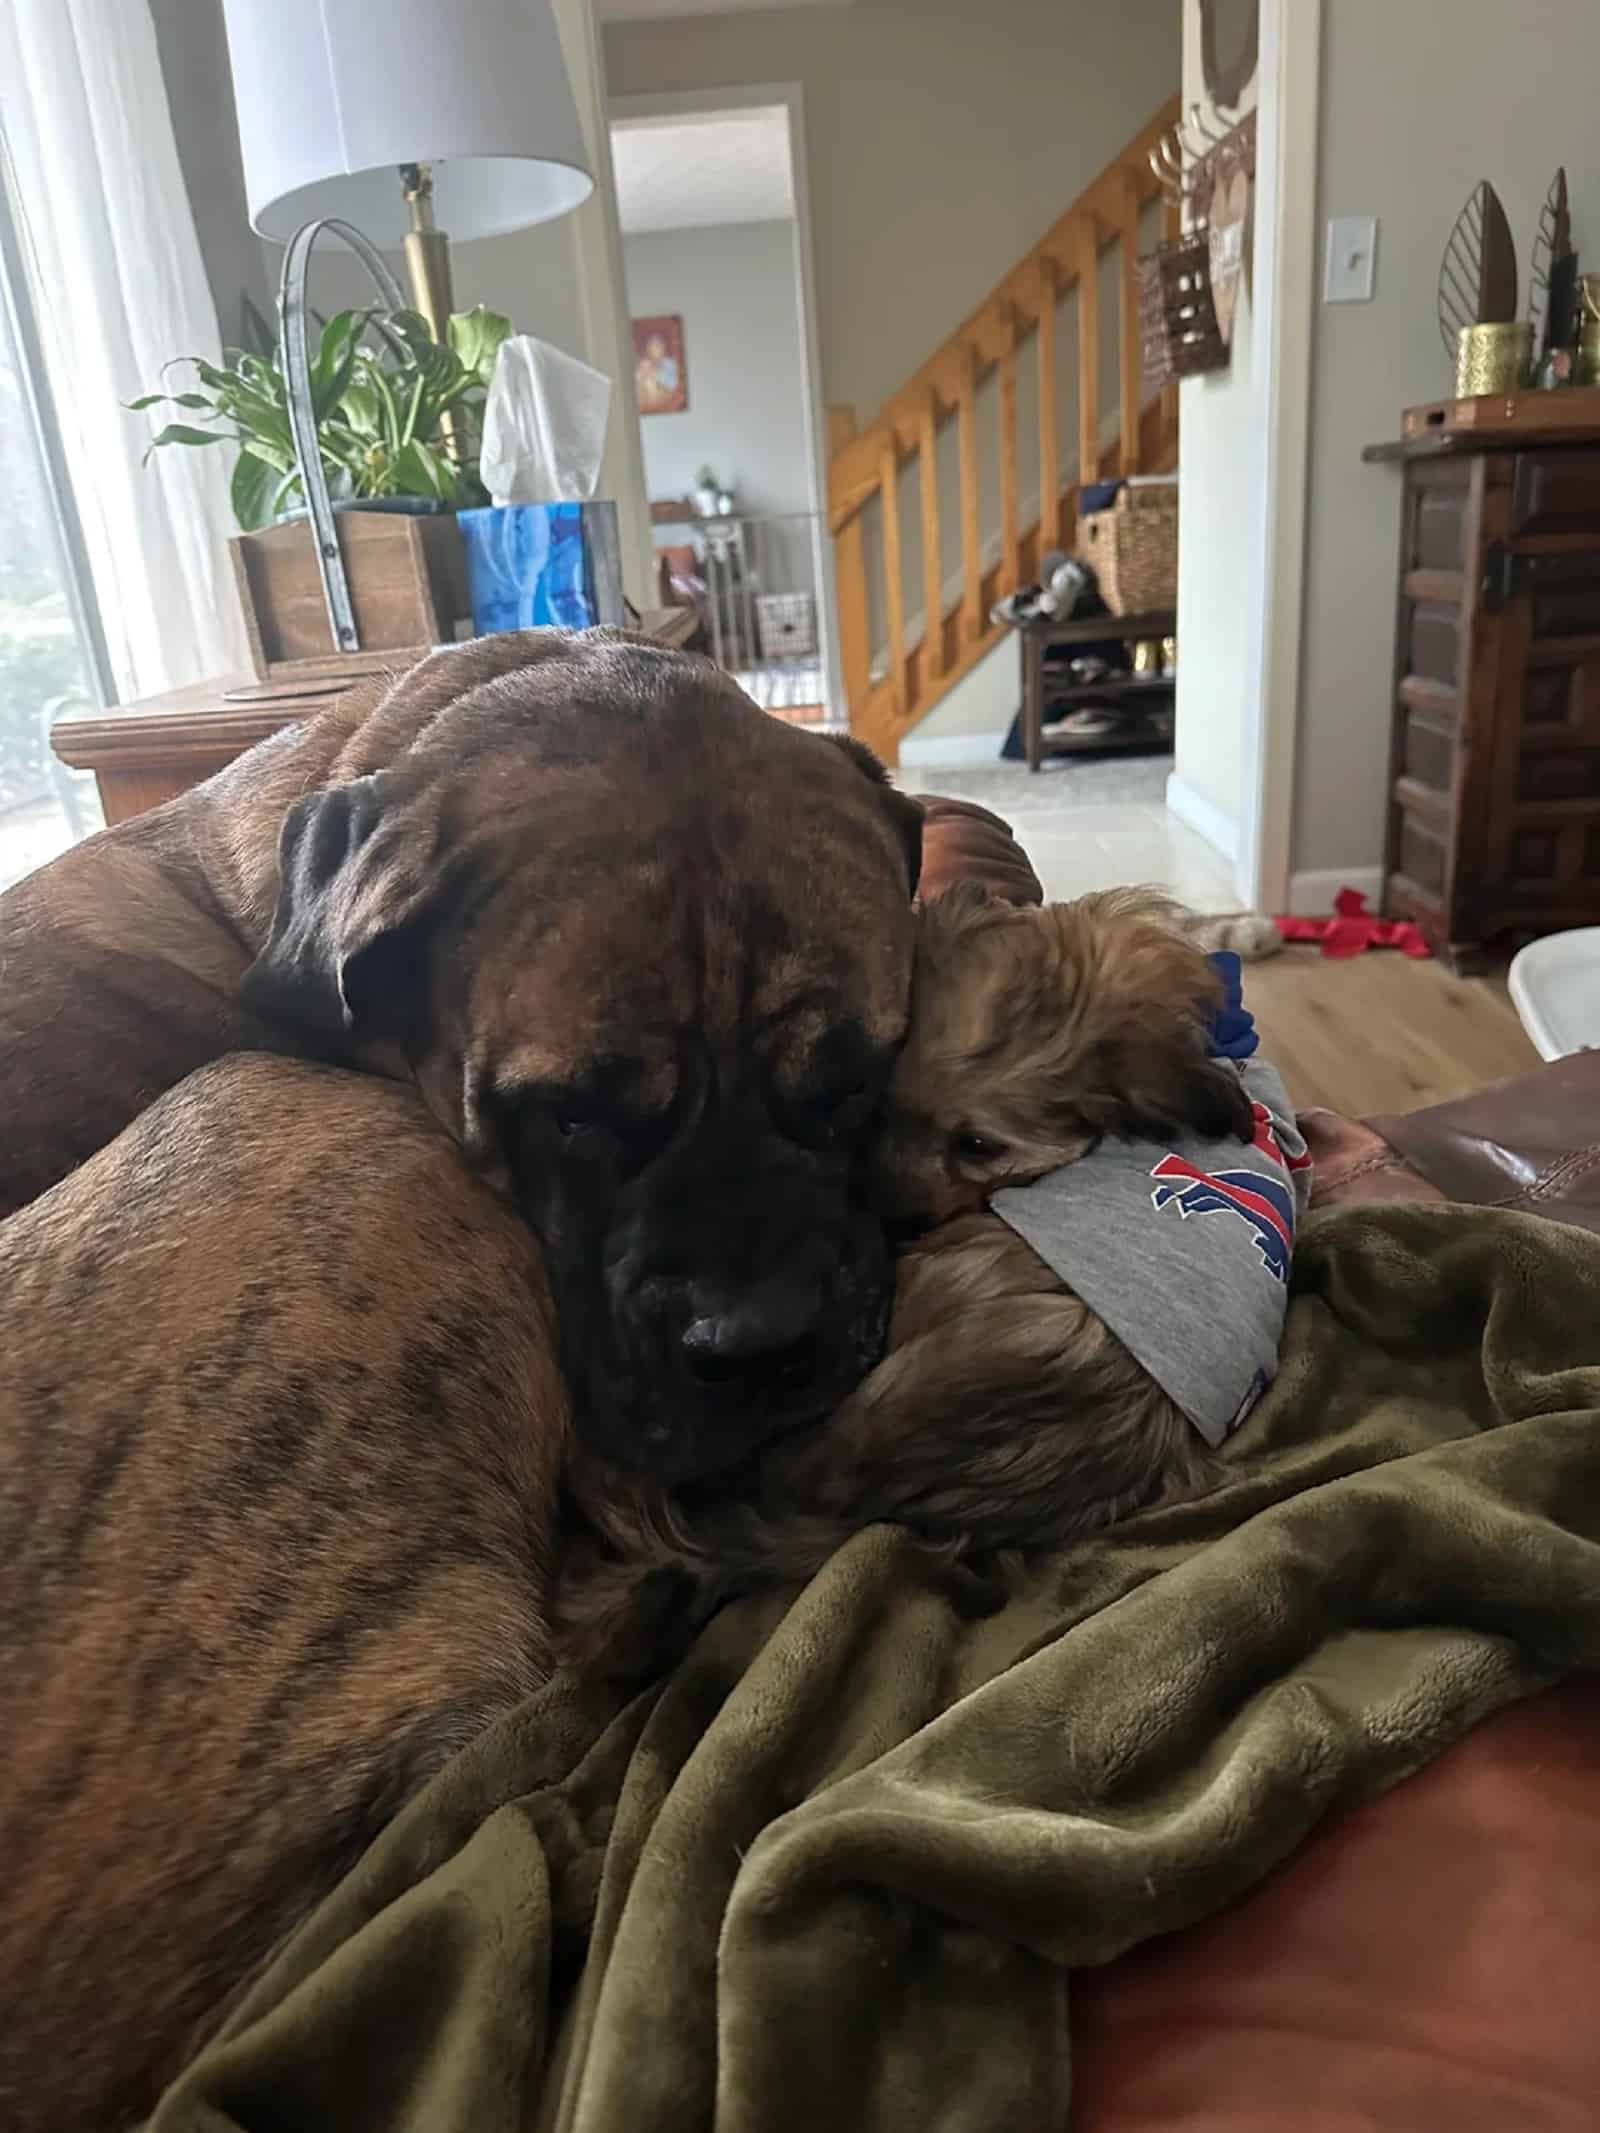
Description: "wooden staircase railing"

(828, 97), (1181, 764)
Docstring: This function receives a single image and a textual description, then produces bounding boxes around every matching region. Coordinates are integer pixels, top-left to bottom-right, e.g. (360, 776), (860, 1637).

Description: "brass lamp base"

(403, 227), (455, 340)
(398, 162), (455, 335)
(398, 163), (462, 470)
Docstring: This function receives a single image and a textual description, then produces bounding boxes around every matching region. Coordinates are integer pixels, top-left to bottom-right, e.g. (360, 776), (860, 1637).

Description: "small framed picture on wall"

(632, 314), (688, 416)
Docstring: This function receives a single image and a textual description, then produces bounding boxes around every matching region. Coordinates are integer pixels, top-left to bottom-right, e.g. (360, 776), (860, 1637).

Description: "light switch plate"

(1324, 216), (1378, 303)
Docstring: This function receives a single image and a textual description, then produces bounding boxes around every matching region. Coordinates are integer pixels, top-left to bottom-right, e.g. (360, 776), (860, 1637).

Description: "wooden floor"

(1245, 948), (1538, 1115)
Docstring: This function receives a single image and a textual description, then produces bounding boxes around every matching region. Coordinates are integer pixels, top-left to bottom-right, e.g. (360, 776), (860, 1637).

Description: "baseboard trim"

(1165, 773), (1239, 863)
(1284, 864), (1384, 916)
(898, 728), (1008, 769)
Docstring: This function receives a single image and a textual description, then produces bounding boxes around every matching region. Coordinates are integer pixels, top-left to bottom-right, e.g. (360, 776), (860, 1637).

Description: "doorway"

(608, 86), (838, 724)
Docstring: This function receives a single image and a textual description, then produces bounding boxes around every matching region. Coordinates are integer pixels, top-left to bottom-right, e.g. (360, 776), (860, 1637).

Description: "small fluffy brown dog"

(559, 885), (1255, 1662)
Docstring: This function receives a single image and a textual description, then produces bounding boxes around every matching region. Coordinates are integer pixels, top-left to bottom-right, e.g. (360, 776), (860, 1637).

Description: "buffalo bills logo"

(1148, 1101), (1301, 1284)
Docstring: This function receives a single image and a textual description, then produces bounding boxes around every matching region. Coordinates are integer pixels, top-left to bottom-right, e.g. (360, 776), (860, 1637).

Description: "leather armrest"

(915, 794), (1043, 908)
(1369, 1050), (1600, 1235)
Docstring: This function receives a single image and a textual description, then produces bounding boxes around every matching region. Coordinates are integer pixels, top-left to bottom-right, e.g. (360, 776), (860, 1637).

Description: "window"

(0, 138), (108, 892)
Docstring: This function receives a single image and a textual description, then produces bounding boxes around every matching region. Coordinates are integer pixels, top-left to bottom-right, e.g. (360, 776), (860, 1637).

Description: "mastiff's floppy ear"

(240, 770), (442, 1050)
(824, 733), (924, 899)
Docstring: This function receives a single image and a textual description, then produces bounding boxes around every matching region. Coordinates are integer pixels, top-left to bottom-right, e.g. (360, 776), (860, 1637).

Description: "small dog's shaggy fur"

(875, 883), (1256, 1224)
(557, 886), (1253, 1668)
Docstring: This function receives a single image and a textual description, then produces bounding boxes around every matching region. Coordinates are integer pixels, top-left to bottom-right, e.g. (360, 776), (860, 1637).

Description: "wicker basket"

(1077, 486), (1178, 616)
(1137, 233), (1227, 389)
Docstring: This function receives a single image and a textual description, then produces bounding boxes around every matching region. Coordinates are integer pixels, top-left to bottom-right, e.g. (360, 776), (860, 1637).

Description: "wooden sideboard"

(51, 610), (701, 828)
(1365, 429), (1600, 972)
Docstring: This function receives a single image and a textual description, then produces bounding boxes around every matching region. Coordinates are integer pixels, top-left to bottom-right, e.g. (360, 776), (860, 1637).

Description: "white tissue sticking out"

(479, 335), (612, 506)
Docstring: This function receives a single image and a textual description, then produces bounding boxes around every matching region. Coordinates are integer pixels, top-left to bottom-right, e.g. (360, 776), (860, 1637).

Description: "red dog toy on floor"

(1275, 888), (1432, 960)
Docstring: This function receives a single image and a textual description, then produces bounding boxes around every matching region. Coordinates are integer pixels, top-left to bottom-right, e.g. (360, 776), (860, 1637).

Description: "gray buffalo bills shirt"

(990, 1039), (1312, 1449)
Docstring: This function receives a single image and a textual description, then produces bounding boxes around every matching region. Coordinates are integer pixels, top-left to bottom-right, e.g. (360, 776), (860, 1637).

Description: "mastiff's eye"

(498, 1075), (674, 1180)
(551, 1102), (601, 1142)
(774, 1028), (892, 1150)
(552, 1099), (672, 1172)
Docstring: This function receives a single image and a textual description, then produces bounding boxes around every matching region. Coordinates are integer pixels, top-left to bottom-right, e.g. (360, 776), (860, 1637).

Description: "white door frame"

(1234, 0), (1322, 912)
(554, 0), (658, 610)
(605, 81), (840, 717)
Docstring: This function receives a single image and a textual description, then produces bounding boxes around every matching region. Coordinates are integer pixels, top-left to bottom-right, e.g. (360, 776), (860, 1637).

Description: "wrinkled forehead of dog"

(327, 631), (922, 1090)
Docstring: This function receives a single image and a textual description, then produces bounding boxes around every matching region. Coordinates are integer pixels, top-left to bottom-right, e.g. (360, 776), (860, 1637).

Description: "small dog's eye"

(951, 1129), (1006, 1162)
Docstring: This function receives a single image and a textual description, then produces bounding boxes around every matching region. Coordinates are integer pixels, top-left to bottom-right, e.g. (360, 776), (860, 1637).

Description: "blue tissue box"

(457, 501), (625, 634)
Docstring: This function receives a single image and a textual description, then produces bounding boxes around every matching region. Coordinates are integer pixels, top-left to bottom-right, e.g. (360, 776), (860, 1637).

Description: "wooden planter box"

(228, 509), (471, 682)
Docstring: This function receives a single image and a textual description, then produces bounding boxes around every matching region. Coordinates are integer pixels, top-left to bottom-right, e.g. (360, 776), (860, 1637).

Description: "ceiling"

(597, 0), (845, 18)
(610, 109), (794, 234)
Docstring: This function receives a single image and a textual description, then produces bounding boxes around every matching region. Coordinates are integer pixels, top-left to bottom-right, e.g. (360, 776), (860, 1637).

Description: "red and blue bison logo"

(1147, 1103), (1307, 1285)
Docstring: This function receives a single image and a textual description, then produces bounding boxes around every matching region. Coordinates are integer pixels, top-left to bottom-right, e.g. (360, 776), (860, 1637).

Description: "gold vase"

(1579, 321), (1600, 389)
(1455, 321), (1531, 398)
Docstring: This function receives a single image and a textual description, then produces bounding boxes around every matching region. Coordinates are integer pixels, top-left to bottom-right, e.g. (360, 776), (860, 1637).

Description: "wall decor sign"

(1207, 160), (1251, 346)
(632, 314), (688, 415)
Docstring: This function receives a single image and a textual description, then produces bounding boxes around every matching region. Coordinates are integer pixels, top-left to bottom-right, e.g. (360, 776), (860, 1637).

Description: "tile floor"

(896, 753), (1238, 911)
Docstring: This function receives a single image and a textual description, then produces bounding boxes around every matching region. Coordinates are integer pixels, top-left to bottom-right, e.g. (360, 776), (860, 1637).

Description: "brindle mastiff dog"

(0, 628), (923, 1479)
(0, 629), (924, 2128)
(1, 1055), (564, 2132)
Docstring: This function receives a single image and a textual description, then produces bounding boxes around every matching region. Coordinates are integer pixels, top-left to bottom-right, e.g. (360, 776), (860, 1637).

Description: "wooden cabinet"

(1018, 607), (1175, 771)
(1379, 437), (1600, 972)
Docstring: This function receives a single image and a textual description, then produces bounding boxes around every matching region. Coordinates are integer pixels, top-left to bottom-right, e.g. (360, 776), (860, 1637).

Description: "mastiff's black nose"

(679, 1275), (822, 1389)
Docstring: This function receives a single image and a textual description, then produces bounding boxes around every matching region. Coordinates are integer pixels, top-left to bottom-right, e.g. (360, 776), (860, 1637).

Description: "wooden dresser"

(1369, 426), (1600, 972)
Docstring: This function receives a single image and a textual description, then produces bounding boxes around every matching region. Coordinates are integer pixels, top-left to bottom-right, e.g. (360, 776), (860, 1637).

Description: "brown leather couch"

(1310, 1051), (1600, 1236)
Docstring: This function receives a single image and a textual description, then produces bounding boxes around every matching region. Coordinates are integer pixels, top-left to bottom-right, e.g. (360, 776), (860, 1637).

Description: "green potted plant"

(131, 305), (512, 677)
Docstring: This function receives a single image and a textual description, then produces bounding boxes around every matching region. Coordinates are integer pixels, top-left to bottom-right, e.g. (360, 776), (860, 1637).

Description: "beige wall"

(602, 0), (1180, 423)
(1292, 0), (1600, 879)
(623, 221), (811, 516)
(1170, 0), (1257, 847)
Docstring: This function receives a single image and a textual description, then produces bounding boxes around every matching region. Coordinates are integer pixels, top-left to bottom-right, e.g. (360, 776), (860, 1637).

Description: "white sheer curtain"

(0, 0), (248, 700)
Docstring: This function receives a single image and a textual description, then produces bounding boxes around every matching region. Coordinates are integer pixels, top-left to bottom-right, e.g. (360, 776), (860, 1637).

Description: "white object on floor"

(1508, 928), (1600, 1061)
(1187, 911), (1284, 960)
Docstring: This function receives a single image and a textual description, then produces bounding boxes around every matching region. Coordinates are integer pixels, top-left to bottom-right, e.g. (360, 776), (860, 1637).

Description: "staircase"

(828, 98), (1181, 764)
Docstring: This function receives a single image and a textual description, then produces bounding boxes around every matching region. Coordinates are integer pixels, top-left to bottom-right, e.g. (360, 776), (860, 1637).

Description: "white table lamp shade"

(221, 0), (594, 245)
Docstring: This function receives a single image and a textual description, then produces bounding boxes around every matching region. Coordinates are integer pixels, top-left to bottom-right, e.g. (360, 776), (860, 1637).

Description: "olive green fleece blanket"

(150, 1205), (1600, 2133)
